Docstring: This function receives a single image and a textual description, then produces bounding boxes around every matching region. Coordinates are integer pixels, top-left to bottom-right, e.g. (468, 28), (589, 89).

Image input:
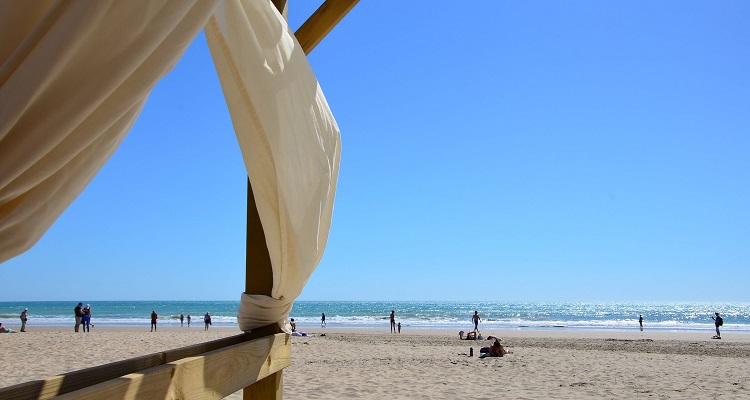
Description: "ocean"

(1, 301), (748, 333)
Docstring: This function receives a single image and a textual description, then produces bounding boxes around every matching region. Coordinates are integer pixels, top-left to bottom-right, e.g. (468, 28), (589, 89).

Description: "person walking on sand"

(472, 311), (481, 331)
(150, 310), (158, 332)
(390, 310), (396, 333)
(74, 302), (83, 332)
(712, 312), (723, 339)
(204, 312), (211, 330)
(19, 308), (28, 332)
(180, 313), (184, 327)
(321, 313), (326, 328)
(639, 314), (643, 331)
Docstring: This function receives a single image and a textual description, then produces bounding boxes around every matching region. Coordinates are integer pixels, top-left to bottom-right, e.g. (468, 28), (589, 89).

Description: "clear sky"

(2, 1), (748, 302)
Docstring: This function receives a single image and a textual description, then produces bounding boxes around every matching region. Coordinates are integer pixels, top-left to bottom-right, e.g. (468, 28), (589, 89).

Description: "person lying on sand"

(0, 323), (16, 333)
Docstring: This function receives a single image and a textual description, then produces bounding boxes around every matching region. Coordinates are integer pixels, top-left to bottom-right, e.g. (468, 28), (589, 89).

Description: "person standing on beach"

(712, 312), (723, 339)
(321, 313), (326, 327)
(180, 313), (184, 327)
(150, 310), (158, 332)
(19, 308), (28, 332)
(187, 314), (191, 327)
(390, 310), (396, 333)
(204, 312), (211, 330)
(74, 302), (83, 332)
(639, 315), (643, 331)
(82, 305), (91, 332)
(397, 322), (401, 334)
(472, 311), (481, 331)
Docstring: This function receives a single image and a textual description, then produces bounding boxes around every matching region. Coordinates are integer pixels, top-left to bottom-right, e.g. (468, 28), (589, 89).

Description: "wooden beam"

(0, 335), (253, 400)
(52, 333), (291, 400)
(295, 0), (359, 55)
(0, 354), (164, 400)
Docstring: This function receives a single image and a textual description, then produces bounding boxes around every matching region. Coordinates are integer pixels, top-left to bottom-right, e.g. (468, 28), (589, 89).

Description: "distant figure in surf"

(472, 311), (481, 331)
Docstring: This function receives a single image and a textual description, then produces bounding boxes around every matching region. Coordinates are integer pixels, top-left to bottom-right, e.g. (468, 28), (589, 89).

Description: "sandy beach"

(1, 327), (749, 399)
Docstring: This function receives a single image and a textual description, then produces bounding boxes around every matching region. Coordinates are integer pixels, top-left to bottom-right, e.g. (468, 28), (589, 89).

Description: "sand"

(1, 326), (750, 399)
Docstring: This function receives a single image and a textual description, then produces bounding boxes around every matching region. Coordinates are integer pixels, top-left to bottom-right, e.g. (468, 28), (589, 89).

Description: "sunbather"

(480, 338), (512, 358)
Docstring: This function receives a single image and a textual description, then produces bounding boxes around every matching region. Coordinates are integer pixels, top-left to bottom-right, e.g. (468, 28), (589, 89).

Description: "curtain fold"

(206, 0), (341, 332)
(0, 0), (219, 262)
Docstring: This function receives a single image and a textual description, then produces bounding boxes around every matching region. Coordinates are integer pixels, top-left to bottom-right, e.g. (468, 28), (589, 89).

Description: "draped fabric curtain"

(0, 0), (341, 332)
(206, 1), (341, 332)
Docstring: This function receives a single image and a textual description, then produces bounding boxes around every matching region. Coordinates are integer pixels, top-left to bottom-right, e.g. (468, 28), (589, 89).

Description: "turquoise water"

(1, 301), (748, 332)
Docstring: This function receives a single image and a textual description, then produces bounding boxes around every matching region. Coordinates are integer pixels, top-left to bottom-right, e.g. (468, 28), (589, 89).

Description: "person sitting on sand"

(490, 339), (505, 357)
(290, 318), (297, 332)
(481, 338), (512, 358)
(0, 323), (16, 333)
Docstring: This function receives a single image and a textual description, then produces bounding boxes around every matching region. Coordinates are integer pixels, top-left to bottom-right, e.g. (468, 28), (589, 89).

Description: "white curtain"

(206, 0), (340, 331)
(0, 0), (341, 332)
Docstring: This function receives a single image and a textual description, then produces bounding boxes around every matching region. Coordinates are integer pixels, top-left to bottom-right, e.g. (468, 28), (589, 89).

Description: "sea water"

(1, 301), (748, 332)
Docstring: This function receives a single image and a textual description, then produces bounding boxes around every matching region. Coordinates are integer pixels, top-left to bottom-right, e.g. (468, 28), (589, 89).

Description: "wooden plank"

(0, 353), (164, 400)
(243, 324), (284, 399)
(163, 333), (247, 363)
(295, 0), (359, 55)
(243, 373), (283, 400)
(54, 333), (291, 400)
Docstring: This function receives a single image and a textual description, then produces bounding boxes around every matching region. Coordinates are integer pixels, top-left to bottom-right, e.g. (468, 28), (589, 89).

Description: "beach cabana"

(0, 0), (356, 398)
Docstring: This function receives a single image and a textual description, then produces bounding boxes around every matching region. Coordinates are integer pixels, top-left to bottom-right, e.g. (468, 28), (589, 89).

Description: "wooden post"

(243, 0), (358, 397)
(243, 0), (287, 393)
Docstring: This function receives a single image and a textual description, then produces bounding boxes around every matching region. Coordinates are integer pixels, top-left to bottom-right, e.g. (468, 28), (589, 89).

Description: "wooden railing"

(0, 333), (291, 400)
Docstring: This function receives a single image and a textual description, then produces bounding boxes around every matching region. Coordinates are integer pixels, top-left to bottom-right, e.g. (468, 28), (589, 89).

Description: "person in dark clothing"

(151, 311), (158, 332)
(712, 312), (723, 339)
(204, 312), (212, 330)
(74, 303), (83, 333)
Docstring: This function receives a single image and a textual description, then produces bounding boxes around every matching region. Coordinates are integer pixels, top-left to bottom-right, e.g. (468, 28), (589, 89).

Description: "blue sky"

(2, 1), (748, 302)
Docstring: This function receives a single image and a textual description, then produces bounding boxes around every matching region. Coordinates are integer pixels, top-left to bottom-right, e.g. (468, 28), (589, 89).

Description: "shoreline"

(7, 323), (749, 336)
